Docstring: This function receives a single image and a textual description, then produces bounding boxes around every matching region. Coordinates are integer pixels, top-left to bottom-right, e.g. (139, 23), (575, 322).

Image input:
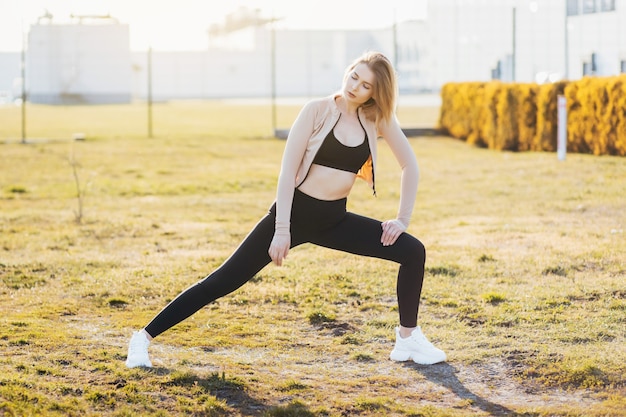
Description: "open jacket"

(274, 94), (419, 235)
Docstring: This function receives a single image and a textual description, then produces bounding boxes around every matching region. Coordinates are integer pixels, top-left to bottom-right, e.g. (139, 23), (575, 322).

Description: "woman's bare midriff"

(297, 164), (357, 201)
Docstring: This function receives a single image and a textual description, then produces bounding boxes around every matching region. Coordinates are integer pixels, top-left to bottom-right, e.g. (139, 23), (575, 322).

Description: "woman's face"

(343, 62), (375, 105)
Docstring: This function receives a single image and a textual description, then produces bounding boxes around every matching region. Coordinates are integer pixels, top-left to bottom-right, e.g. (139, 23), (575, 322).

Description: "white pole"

(557, 95), (567, 161)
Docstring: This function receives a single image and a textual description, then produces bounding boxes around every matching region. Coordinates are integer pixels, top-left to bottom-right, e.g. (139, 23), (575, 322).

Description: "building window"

(567, 0), (579, 15)
(582, 0), (597, 13)
(567, 0), (613, 15)
(583, 53), (598, 76)
(600, 0), (615, 11)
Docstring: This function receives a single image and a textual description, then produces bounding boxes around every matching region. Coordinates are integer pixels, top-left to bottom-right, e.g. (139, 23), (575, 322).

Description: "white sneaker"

(389, 326), (446, 365)
(125, 331), (152, 368)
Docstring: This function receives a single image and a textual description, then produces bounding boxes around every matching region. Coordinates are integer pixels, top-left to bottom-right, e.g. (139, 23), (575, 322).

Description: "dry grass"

(0, 101), (624, 416)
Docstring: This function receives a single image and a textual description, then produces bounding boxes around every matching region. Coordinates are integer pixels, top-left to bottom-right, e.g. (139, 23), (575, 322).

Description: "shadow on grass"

(406, 363), (520, 416)
(150, 367), (317, 416)
(154, 367), (269, 415)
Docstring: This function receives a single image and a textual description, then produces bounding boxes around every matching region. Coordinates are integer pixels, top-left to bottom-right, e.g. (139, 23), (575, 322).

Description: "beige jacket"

(275, 94), (419, 234)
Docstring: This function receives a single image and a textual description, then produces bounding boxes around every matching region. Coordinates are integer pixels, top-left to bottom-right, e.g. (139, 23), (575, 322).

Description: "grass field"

(0, 101), (625, 416)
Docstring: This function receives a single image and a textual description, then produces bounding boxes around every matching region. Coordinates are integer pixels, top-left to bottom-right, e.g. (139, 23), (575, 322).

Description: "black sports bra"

(312, 118), (370, 174)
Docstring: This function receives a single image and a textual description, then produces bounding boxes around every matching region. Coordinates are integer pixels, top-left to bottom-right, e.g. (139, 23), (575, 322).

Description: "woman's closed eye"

(351, 74), (371, 89)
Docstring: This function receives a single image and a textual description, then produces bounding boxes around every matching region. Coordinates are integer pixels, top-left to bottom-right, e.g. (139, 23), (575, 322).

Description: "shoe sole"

(390, 349), (446, 365)
(125, 359), (152, 368)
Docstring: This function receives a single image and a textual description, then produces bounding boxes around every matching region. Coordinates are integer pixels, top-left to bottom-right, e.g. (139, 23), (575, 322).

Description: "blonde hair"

(343, 51), (398, 126)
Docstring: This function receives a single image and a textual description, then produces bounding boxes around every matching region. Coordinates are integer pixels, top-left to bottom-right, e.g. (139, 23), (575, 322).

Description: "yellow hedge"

(514, 83), (539, 151)
(439, 76), (626, 156)
(565, 75), (626, 156)
(477, 82), (501, 149)
(439, 82), (486, 144)
(534, 81), (568, 152)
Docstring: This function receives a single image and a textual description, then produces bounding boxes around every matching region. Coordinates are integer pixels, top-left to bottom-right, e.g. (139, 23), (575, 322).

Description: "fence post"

(557, 95), (567, 161)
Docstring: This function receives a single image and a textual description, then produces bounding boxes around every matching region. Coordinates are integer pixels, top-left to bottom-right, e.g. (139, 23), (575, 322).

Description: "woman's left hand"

(380, 219), (407, 246)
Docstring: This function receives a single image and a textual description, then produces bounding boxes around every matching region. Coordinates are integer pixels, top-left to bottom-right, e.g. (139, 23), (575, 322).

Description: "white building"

(0, 1), (623, 104)
(129, 0), (625, 100)
(0, 53), (21, 103)
(26, 15), (131, 104)
(418, 0), (624, 84)
(131, 26), (394, 100)
(566, 0), (625, 78)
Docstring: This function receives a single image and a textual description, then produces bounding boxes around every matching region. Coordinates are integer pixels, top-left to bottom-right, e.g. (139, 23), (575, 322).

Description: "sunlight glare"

(0, 0), (428, 52)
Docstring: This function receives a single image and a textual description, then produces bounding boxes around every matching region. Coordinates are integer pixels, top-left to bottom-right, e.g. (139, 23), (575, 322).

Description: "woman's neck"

(336, 95), (359, 116)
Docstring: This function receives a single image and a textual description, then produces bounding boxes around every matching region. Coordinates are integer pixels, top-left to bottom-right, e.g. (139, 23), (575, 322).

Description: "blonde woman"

(126, 51), (446, 368)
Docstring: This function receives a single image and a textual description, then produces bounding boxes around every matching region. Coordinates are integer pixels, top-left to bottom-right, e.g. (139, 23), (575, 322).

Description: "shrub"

(440, 76), (626, 156)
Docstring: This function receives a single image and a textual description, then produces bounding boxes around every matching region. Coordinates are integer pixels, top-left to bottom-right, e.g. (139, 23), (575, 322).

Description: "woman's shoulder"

(303, 94), (337, 111)
(298, 95), (338, 122)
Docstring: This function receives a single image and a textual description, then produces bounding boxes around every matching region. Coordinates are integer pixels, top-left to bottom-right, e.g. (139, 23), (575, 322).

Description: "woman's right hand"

(269, 233), (291, 266)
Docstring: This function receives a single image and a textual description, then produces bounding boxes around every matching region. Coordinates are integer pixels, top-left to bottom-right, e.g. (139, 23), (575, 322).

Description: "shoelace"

(129, 338), (148, 355)
(410, 332), (434, 348)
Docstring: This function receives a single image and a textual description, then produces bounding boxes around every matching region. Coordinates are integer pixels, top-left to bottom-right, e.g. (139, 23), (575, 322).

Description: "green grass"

(0, 101), (624, 416)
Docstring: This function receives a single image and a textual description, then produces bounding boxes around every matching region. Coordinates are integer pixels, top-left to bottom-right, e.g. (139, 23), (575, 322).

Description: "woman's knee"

(399, 234), (426, 266)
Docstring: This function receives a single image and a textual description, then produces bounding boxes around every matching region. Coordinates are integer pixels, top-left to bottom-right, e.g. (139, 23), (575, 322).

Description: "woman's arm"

(269, 101), (317, 265)
(377, 115), (419, 245)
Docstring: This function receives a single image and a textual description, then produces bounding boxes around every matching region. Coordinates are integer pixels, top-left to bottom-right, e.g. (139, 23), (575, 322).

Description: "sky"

(0, 0), (428, 52)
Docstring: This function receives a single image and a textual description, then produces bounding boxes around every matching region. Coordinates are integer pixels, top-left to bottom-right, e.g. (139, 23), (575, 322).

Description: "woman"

(126, 51), (446, 368)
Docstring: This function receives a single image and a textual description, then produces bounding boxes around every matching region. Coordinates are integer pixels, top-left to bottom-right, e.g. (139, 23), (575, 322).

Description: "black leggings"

(145, 188), (426, 338)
